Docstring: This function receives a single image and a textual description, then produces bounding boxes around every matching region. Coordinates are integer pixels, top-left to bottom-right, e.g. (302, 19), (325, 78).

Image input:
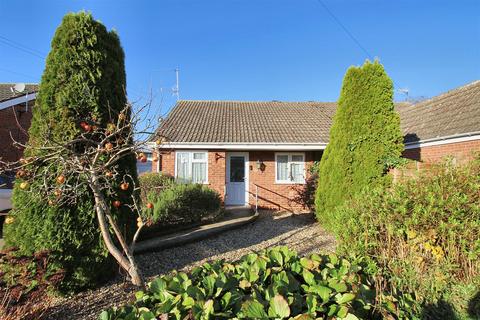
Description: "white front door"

(226, 152), (248, 206)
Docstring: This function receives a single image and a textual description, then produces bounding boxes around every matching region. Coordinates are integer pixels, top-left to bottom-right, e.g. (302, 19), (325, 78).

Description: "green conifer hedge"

(4, 12), (137, 292)
(315, 61), (403, 225)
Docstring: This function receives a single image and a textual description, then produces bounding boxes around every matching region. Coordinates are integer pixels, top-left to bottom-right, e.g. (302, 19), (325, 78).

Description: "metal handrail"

(255, 184), (258, 213)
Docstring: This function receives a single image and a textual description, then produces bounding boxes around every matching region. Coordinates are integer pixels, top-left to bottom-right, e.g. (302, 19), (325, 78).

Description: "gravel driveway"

(46, 210), (336, 320)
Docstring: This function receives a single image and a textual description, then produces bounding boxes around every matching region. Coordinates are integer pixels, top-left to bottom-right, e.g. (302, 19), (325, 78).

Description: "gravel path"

(45, 210), (336, 320)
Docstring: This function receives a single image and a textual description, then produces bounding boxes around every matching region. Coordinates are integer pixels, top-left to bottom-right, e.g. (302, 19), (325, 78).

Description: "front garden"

(0, 10), (478, 320)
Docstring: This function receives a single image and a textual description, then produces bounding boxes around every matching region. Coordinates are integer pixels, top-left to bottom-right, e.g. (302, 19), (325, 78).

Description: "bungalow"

(150, 80), (480, 212)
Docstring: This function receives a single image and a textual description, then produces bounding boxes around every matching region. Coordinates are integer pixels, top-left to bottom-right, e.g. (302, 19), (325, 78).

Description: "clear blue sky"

(0, 0), (479, 113)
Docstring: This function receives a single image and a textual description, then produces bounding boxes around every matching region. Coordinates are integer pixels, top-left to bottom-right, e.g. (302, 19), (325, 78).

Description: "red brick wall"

(159, 149), (318, 212)
(248, 151), (316, 212)
(0, 102), (34, 163)
(393, 139), (480, 180)
(402, 139), (480, 165)
(158, 150), (226, 200)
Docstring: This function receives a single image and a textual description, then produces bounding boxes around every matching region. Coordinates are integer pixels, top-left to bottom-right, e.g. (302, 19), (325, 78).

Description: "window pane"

(230, 156), (245, 182)
(192, 162), (207, 183)
(176, 153), (190, 182)
(193, 152), (206, 160)
(291, 163), (304, 183)
(292, 155), (303, 162)
(277, 155), (288, 181)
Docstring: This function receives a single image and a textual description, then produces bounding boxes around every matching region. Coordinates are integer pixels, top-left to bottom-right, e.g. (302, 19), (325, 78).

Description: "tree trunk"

(90, 173), (144, 287)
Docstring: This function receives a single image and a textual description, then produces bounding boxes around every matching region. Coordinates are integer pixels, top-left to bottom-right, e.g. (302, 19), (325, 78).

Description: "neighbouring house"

(0, 83), (38, 189)
(150, 80), (480, 212)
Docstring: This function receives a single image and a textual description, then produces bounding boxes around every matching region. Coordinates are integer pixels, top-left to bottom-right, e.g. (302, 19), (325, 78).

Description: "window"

(275, 153), (305, 183)
(175, 151), (208, 183)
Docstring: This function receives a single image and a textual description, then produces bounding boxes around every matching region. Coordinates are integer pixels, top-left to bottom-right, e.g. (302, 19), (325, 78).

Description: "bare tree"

(0, 101), (163, 288)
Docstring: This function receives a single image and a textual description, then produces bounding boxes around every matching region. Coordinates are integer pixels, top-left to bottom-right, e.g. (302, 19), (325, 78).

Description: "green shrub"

(315, 60), (403, 224)
(100, 246), (396, 319)
(138, 172), (173, 203)
(145, 183), (221, 224)
(3, 12), (137, 293)
(331, 159), (480, 318)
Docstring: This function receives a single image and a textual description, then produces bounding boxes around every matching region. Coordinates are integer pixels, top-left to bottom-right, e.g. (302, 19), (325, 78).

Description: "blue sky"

(0, 0), (479, 113)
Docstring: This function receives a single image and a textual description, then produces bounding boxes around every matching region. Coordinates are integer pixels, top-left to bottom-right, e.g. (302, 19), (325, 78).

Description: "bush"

(100, 246), (397, 319)
(3, 12), (137, 293)
(330, 159), (480, 318)
(138, 172), (173, 203)
(145, 183), (221, 225)
(315, 60), (403, 222)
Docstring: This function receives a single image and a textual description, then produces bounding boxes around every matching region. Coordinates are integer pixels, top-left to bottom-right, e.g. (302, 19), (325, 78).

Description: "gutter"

(0, 92), (37, 111)
(150, 142), (328, 151)
(144, 132), (480, 151)
(404, 132), (480, 149)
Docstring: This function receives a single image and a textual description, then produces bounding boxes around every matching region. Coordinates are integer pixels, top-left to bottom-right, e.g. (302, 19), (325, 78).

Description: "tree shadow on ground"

(419, 290), (480, 320)
(421, 299), (459, 320)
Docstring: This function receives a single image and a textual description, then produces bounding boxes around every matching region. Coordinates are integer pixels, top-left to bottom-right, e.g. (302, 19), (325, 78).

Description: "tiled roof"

(0, 83), (38, 103)
(397, 80), (480, 143)
(158, 101), (337, 144)
(157, 81), (480, 145)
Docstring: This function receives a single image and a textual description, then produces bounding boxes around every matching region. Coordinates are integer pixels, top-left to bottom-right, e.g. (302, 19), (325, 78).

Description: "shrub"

(331, 159), (480, 318)
(315, 60), (403, 224)
(100, 246), (396, 319)
(3, 12), (137, 293)
(138, 172), (173, 203)
(145, 183), (221, 224)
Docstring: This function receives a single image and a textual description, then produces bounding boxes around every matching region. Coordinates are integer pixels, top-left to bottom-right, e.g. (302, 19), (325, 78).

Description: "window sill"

(274, 181), (306, 185)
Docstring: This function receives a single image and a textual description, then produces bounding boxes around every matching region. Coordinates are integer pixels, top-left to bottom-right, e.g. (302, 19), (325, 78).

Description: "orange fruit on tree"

(57, 175), (65, 184)
(112, 200), (121, 208)
(120, 182), (129, 191)
(146, 202), (154, 209)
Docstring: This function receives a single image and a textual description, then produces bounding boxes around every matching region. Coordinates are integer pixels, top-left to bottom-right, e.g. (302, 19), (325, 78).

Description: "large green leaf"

(269, 249), (284, 266)
(302, 269), (315, 286)
(98, 310), (111, 320)
(240, 299), (268, 319)
(312, 285), (332, 302)
(268, 295), (291, 319)
(336, 293), (356, 304)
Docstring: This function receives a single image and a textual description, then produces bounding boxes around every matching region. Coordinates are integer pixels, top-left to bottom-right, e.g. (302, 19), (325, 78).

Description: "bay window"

(275, 153), (305, 183)
(175, 151), (208, 183)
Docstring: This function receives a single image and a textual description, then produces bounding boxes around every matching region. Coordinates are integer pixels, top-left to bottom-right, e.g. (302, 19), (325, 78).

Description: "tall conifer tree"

(4, 12), (137, 292)
(315, 61), (403, 223)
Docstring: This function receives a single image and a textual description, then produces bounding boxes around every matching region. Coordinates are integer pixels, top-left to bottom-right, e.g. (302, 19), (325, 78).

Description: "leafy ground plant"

(99, 246), (389, 319)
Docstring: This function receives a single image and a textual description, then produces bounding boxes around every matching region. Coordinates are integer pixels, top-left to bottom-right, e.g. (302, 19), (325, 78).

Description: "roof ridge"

(177, 99), (336, 103)
(406, 80), (480, 109)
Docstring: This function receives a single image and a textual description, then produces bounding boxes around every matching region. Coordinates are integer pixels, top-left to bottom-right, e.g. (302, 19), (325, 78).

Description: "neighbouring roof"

(0, 83), (38, 103)
(398, 80), (480, 144)
(157, 81), (480, 145)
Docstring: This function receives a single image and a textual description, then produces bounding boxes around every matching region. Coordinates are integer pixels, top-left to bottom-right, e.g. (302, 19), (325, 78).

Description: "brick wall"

(247, 151), (317, 212)
(158, 149), (319, 212)
(158, 149), (226, 200)
(0, 101), (34, 163)
(402, 139), (480, 164)
(393, 139), (480, 180)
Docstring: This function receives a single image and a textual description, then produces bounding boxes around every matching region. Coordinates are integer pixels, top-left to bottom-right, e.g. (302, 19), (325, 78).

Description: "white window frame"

(174, 150), (209, 184)
(275, 152), (306, 184)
